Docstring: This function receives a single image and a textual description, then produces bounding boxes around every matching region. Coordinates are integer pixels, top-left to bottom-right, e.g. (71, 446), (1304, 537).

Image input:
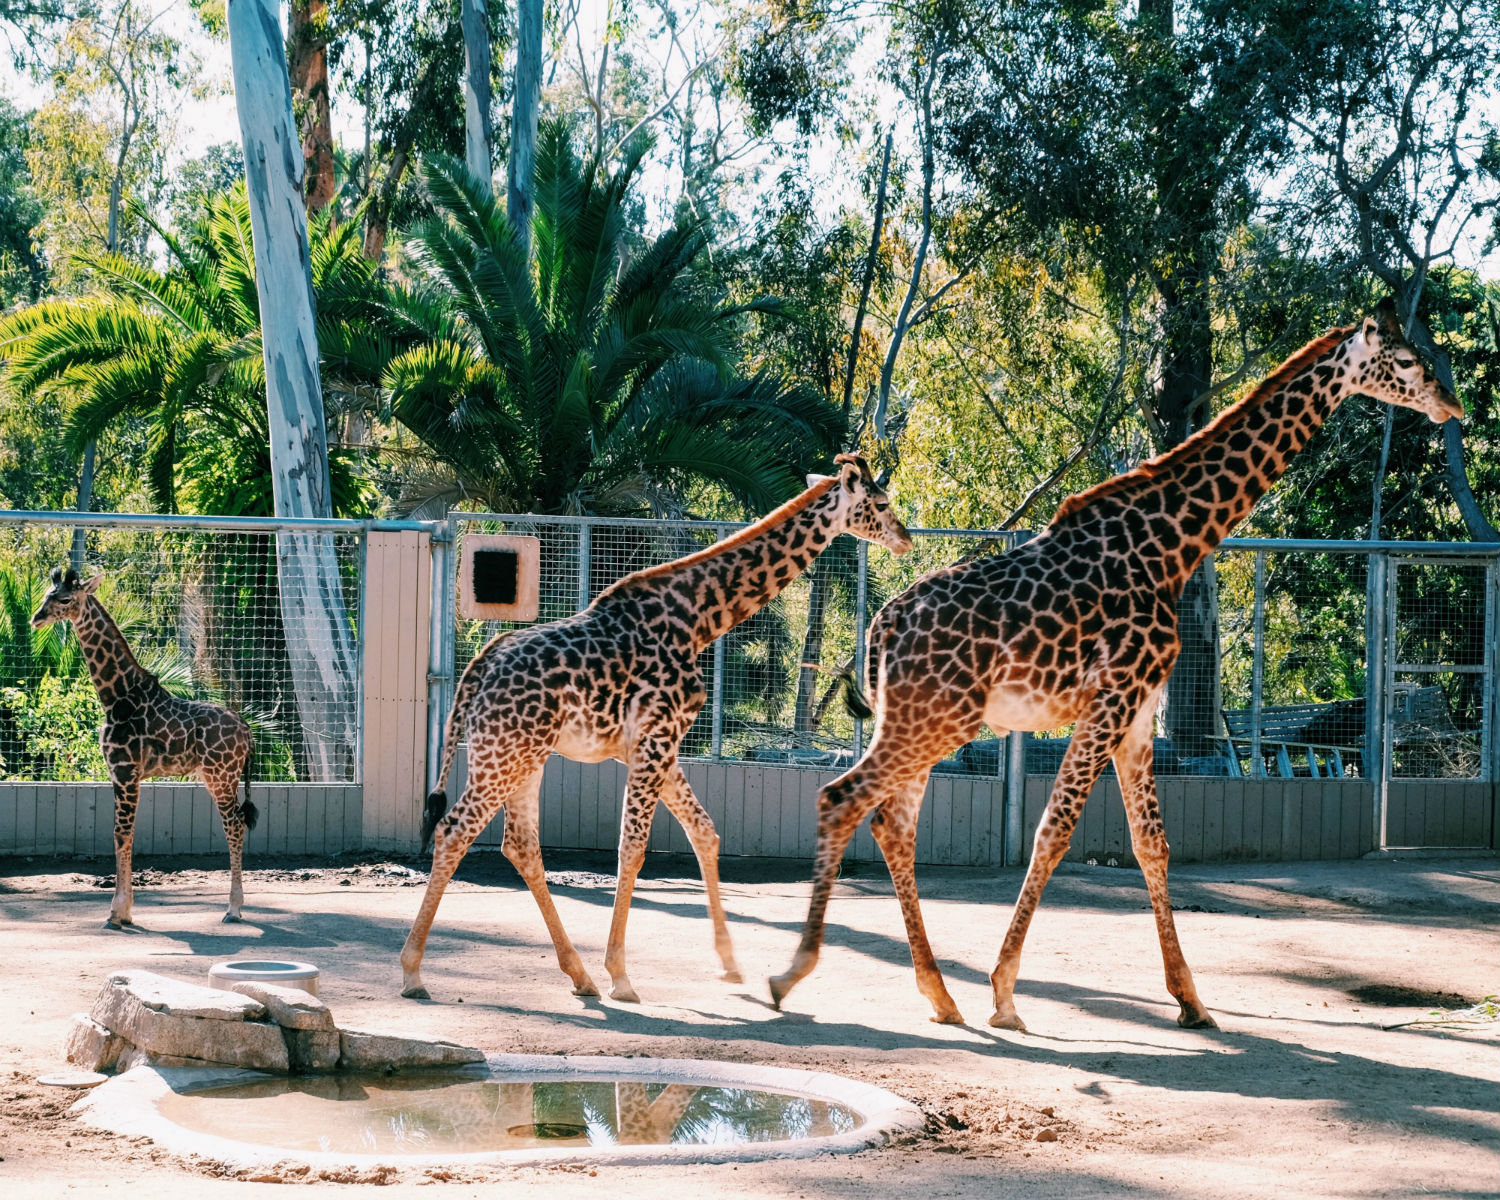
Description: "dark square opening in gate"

(472, 548), (520, 606)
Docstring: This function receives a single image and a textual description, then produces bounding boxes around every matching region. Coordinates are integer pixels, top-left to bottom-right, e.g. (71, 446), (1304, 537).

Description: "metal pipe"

(1250, 551), (1267, 778)
(0, 509), (435, 534)
(425, 521), (453, 798)
(710, 524), (727, 761)
(853, 539), (869, 759)
(1004, 729), (1025, 867)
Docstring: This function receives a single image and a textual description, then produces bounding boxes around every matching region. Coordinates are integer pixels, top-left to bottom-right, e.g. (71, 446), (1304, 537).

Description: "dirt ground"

(0, 847), (1495, 1200)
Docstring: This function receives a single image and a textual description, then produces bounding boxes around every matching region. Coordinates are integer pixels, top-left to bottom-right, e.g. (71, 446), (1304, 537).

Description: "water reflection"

(160, 1072), (861, 1155)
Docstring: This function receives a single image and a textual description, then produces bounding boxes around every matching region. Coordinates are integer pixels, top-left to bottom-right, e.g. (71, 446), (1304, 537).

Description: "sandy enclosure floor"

(0, 849), (1495, 1199)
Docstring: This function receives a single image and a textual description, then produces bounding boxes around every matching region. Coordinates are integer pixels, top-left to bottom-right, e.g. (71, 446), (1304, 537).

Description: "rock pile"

(64, 970), (484, 1076)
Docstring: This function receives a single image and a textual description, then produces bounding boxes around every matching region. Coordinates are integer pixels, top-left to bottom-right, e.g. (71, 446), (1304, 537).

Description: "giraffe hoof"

(610, 984), (641, 1004)
(221, 912), (243, 924)
(572, 980), (600, 998)
(721, 969), (744, 985)
(1178, 1010), (1219, 1030)
(930, 1010), (966, 1026)
(768, 974), (794, 1010)
(987, 1009), (1027, 1033)
(401, 985), (432, 1000)
(104, 919), (125, 931)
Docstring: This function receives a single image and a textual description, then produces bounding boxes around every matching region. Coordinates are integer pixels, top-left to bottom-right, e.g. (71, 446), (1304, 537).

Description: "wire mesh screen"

(0, 519), (363, 783)
(1387, 560), (1491, 779)
(445, 516), (1497, 783)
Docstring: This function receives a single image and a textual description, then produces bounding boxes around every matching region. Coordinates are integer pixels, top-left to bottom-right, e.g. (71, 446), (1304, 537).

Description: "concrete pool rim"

(72, 1052), (926, 1169)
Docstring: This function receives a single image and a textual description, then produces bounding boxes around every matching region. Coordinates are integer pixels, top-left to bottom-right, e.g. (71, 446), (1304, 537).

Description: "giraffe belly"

(982, 685), (1084, 734)
(553, 727), (623, 764)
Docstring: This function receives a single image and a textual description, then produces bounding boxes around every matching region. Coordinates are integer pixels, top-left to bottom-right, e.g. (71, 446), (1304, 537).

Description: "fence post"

(426, 520), (454, 797)
(577, 519), (591, 610)
(1363, 552), (1389, 850)
(1004, 729), (1025, 867)
(1249, 550), (1267, 777)
(853, 538), (869, 759)
(710, 523), (727, 761)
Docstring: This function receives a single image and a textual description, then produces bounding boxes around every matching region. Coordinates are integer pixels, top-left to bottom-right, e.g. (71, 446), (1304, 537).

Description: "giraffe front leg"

(604, 772), (661, 1003)
(106, 773), (140, 929)
(989, 698), (1131, 1032)
(870, 781), (963, 1024)
(1113, 701), (1216, 1029)
(499, 772), (598, 997)
(768, 770), (883, 1010)
(658, 764), (741, 983)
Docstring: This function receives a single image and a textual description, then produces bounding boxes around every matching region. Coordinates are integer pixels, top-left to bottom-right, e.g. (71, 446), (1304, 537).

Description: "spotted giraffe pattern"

(399, 454), (914, 1003)
(770, 302), (1463, 1030)
(31, 568), (256, 928)
(614, 1083), (700, 1144)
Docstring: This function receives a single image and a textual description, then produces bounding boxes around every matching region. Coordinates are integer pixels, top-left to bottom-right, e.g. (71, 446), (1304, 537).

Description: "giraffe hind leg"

(106, 771), (140, 929)
(658, 763), (741, 983)
(208, 768), (250, 922)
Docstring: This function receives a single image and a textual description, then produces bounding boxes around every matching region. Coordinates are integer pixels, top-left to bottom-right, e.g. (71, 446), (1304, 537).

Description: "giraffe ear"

(80, 574), (103, 595)
(805, 473), (831, 489)
(839, 461), (862, 491)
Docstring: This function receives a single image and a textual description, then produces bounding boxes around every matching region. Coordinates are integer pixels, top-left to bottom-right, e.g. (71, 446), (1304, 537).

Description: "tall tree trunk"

(841, 131), (892, 430)
(507, 0), (542, 251)
(792, 564), (833, 747)
(461, 0), (493, 196)
(227, 0), (358, 781)
(287, 0), (335, 213)
(1155, 265), (1223, 758)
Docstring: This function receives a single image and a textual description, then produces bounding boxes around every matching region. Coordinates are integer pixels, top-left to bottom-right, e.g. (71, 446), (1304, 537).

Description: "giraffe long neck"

(598, 482), (843, 650)
(677, 491), (843, 648)
(1057, 329), (1358, 595)
(73, 596), (154, 711)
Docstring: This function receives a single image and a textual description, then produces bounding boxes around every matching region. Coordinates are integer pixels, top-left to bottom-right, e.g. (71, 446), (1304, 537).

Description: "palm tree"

(0, 187), (379, 517)
(379, 121), (840, 517)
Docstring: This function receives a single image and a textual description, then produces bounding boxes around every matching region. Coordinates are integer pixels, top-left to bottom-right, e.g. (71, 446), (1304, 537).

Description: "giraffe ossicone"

(31, 567), (257, 928)
(769, 303), (1462, 1032)
(399, 453), (913, 1003)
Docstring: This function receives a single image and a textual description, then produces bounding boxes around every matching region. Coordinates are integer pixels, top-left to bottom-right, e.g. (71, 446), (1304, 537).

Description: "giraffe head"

(809, 452), (913, 554)
(31, 567), (103, 628)
(1346, 299), (1464, 423)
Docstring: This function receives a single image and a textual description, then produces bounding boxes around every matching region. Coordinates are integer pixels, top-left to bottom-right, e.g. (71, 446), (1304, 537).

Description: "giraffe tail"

(841, 671), (874, 720)
(420, 657), (485, 853)
(239, 740), (258, 831)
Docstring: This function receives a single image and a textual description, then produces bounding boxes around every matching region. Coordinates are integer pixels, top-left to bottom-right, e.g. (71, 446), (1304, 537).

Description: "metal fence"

(0, 511), (367, 784)
(441, 517), (1500, 785)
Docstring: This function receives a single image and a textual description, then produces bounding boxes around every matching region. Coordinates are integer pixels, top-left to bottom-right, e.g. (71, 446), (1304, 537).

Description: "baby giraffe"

(770, 301), (1463, 1031)
(32, 568), (256, 928)
(401, 455), (912, 1003)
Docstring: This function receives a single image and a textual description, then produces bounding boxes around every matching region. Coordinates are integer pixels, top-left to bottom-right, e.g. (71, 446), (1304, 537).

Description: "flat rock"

(284, 1028), (341, 1072)
(37, 1070), (108, 1088)
(229, 981), (335, 1031)
(94, 983), (288, 1073)
(99, 971), (266, 1022)
(337, 1028), (484, 1071)
(63, 1013), (124, 1073)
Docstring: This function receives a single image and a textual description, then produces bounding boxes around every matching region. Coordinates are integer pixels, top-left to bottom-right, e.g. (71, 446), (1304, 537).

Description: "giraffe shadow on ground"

(505, 990), (1498, 1151)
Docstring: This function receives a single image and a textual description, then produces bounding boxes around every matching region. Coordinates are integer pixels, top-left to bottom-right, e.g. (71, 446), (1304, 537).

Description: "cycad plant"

(380, 121), (840, 516)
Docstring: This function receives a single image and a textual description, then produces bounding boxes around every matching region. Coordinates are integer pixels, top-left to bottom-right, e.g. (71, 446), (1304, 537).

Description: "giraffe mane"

(1050, 323), (1357, 525)
(595, 474), (842, 600)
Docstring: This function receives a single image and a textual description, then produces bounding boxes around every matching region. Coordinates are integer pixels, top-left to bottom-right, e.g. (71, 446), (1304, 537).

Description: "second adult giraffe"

(769, 302), (1462, 1031)
(401, 455), (912, 1003)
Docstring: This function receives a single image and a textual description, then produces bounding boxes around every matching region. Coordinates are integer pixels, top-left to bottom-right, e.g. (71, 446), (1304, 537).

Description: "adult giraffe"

(401, 455), (912, 1003)
(30, 568), (256, 928)
(769, 302), (1463, 1031)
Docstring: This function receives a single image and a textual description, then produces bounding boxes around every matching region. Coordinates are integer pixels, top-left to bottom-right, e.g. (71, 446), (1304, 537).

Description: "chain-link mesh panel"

(1388, 560), (1490, 779)
(0, 520), (362, 783)
(444, 516), (1497, 783)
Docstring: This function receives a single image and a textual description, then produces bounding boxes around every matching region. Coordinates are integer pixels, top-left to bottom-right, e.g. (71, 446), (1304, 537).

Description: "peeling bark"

(227, 0), (358, 780)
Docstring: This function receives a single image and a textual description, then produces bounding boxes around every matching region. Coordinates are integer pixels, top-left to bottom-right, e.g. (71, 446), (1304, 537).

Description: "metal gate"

(1375, 553), (1499, 849)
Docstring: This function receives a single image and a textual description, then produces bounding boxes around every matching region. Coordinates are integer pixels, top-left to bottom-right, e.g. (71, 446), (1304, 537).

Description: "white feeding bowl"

(208, 960), (320, 996)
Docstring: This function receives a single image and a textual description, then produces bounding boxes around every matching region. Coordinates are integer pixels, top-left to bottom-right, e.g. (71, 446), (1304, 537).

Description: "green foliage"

(0, 186), (378, 517)
(0, 97), (45, 308)
(0, 672), (105, 780)
(380, 122), (841, 516)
